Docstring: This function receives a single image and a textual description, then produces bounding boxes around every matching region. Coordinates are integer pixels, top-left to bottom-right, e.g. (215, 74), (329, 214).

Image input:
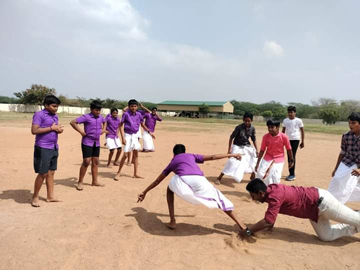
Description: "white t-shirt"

(282, 117), (304, 140)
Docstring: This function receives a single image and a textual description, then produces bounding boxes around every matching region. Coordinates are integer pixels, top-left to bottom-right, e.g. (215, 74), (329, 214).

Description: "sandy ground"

(0, 117), (359, 270)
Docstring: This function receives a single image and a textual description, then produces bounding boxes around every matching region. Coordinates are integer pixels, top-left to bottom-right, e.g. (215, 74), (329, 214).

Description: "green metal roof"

(158, 101), (229, 107)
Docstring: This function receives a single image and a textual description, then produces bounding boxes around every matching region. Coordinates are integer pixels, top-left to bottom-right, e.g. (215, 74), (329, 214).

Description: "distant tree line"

(4, 84), (156, 110)
(1, 84), (359, 125)
(231, 98), (360, 125)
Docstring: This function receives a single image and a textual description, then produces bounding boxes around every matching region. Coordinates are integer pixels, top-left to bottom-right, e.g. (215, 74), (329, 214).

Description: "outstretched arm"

(239, 218), (273, 238)
(137, 173), (167, 202)
(203, 153), (242, 161)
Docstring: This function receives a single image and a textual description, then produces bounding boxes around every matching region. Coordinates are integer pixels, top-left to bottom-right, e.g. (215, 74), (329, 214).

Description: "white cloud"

(263, 41), (284, 57)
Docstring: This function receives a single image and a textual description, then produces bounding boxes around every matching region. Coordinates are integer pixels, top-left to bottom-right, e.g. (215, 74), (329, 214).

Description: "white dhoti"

(124, 133), (141, 152)
(142, 131), (155, 151)
(256, 159), (284, 186)
(222, 145), (257, 183)
(168, 174), (234, 211)
(328, 162), (360, 204)
(106, 137), (122, 150)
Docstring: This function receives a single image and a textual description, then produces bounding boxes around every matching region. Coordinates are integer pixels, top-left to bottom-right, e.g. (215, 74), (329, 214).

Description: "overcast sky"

(1, 0), (359, 104)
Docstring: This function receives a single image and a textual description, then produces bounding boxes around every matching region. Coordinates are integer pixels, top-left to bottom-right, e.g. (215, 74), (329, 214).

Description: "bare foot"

(215, 179), (221, 185)
(31, 197), (40, 207)
(126, 163), (131, 166)
(76, 182), (83, 191)
(46, 198), (61, 203)
(166, 222), (176, 230)
(106, 163), (111, 168)
(133, 175), (143, 179)
(114, 161), (120, 166)
(114, 174), (120, 181)
(91, 182), (105, 187)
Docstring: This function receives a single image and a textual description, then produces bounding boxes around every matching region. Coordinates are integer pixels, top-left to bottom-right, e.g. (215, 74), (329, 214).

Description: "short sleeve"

(230, 126), (240, 139)
(32, 112), (42, 125)
(193, 154), (204, 164)
(139, 113), (144, 123)
(260, 134), (267, 151)
(340, 134), (347, 155)
(157, 115), (162, 122)
(162, 162), (174, 176)
(120, 113), (127, 123)
(282, 119), (287, 127)
(298, 118), (304, 128)
(76, 115), (87, 124)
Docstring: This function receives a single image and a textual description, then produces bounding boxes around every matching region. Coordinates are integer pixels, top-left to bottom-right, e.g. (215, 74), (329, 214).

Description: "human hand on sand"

(137, 192), (146, 202)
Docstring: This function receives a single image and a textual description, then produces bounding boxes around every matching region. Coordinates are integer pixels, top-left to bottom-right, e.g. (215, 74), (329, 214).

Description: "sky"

(0, 0), (359, 104)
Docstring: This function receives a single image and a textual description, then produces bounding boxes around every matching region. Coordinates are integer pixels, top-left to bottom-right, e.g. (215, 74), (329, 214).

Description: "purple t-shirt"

(76, 113), (106, 147)
(121, 111), (144, 135)
(144, 113), (162, 133)
(32, 109), (59, 149)
(264, 184), (319, 225)
(105, 114), (120, 139)
(162, 153), (205, 177)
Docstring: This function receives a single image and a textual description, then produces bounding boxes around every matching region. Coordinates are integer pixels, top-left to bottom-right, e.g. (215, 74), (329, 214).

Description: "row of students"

(30, 95), (360, 242)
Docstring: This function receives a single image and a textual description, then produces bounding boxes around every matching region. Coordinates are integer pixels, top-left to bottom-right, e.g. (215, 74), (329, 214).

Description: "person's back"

(162, 153), (204, 177)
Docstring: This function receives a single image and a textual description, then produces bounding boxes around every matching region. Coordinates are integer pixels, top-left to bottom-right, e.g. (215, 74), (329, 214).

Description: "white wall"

(0, 103), (111, 115)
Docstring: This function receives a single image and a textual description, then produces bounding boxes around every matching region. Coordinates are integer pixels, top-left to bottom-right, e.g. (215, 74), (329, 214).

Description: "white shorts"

(124, 133), (141, 153)
(328, 162), (360, 204)
(168, 174), (234, 211)
(256, 159), (284, 186)
(142, 131), (155, 151)
(106, 137), (122, 150)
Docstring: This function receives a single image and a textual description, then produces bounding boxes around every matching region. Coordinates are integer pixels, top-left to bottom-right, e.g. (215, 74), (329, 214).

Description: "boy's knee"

(82, 160), (91, 167)
(92, 158), (99, 166)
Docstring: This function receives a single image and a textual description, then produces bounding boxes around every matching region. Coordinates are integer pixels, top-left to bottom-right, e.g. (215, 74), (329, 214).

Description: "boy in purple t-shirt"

(104, 108), (122, 167)
(137, 144), (247, 233)
(114, 99), (152, 180)
(70, 101), (106, 191)
(142, 107), (162, 152)
(31, 95), (64, 207)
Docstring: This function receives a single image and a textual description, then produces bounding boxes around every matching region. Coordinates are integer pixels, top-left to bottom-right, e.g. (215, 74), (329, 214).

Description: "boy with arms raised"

(70, 100), (106, 190)
(31, 95), (64, 207)
(114, 99), (152, 180)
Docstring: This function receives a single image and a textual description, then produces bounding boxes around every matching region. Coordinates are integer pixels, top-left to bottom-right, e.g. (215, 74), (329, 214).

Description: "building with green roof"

(157, 100), (233, 117)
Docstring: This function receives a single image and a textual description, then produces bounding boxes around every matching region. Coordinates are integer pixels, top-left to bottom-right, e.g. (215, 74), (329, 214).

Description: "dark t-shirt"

(231, 123), (256, 147)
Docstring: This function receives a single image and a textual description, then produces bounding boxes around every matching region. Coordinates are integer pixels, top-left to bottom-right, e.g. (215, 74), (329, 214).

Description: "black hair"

(90, 100), (102, 110)
(173, 144), (186, 155)
(246, 178), (267, 193)
(243, 112), (253, 121)
(110, 108), (118, 114)
(266, 119), (280, 127)
(44, 95), (61, 106)
(128, 99), (138, 106)
(151, 107), (157, 111)
(348, 112), (360, 123)
(287, 106), (296, 112)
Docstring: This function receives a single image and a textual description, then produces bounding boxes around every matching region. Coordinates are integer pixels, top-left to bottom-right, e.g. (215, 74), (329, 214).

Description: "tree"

(199, 103), (210, 118)
(14, 84), (56, 106)
(262, 110), (273, 119)
(0, 96), (19, 104)
(318, 108), (340, 125)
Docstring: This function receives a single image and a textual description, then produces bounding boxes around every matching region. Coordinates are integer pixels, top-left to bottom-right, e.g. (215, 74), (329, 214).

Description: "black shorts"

(33, 146), (59, 174)
(81, 143), (100, 158)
